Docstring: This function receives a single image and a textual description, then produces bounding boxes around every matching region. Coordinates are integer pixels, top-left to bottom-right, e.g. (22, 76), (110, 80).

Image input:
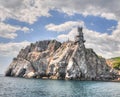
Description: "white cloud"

(83, 28), (120, 58)
(0, 0), (52, 24)
(107, 26), (116, 32)
(0, 0), (52, 39)
(45, 21), (84, 42)
(112, 22), (120, 41)
(45, 21), (84, 32)
(0, 41), (30, 57)
(0, 22), (30, 39)
(21, 27), (31, 32)
(57, 28), (77, 41)
(54, 0), (120, 21)
(0, 41), (30, 74)
(0, 0), (120, 24)
(46, 21), (120, 58)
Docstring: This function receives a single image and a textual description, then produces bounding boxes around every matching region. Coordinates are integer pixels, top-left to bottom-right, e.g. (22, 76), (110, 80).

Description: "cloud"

(83, 28), (120, 58)
(46, 21), (120, 58)
(0, 41), (30, 57)
(107, 26), (116, 32)
(53, 0), (119, 21)
(45, 21), (84, 32)
(57, 28), (78, 41)
(0, 40), (30, 74)
(0, 0), (52, 24)
(0, 22), (30, 39)
(45, 21), (84, 41)
(0, 0), (120, 24)
(0, 0), (53, 40)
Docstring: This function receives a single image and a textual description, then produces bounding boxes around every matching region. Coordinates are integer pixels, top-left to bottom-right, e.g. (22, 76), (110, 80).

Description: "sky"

(0, 0), (120, 74)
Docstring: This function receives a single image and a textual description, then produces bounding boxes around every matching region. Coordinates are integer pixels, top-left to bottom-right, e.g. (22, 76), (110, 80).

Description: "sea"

(0, 75), (120, 97)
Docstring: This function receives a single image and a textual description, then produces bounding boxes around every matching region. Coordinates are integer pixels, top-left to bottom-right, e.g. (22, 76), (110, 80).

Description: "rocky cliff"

(5, 27), (115, 80)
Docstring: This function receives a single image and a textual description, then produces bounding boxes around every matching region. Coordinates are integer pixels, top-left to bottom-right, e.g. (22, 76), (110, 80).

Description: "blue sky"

(0, 0), (120, 74)
(2, 11), (117, 42)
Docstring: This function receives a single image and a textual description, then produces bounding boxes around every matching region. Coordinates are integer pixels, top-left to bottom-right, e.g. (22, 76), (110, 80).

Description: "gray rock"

(5, 27), (115, 80)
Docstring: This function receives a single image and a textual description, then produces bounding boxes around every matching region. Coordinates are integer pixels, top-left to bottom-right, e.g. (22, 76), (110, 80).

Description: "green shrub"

(113, 61), (120, 70)
(110, 57), (120, 70)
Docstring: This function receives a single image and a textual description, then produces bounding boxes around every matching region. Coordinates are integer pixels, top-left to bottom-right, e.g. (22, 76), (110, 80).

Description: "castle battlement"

(75, 27), (85, 44)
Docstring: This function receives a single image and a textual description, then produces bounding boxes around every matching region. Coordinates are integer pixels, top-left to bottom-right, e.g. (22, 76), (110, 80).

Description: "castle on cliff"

(75, 27), (86, 45)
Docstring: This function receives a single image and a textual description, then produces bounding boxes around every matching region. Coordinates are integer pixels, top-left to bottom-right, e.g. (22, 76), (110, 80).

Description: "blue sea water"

(0, 76), (120, 97)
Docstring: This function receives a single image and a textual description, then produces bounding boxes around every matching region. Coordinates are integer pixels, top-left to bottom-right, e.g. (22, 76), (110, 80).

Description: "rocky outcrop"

(5, 27), (115, 80)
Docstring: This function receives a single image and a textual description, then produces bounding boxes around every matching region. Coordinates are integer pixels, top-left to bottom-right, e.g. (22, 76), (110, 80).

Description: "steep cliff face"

(5, 28), (115, 80)
(5, 40), (61, 78)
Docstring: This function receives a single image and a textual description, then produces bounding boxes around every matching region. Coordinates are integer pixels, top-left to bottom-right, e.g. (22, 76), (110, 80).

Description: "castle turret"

(75, 27), (85, 44)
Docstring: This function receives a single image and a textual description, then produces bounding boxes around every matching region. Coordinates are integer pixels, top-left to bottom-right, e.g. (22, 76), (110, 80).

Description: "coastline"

(3, 75), (120, 82)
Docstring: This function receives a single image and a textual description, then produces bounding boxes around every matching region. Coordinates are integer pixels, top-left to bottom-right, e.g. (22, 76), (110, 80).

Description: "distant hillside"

(107, 57), (120, 70)
(111, 57), (120, 70)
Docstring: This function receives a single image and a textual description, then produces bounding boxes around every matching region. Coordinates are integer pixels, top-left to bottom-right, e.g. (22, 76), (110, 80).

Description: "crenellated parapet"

(75, 27), (85, 44)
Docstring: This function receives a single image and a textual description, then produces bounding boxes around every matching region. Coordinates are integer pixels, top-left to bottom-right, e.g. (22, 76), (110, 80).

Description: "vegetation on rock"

(111, 57), (120, 70)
